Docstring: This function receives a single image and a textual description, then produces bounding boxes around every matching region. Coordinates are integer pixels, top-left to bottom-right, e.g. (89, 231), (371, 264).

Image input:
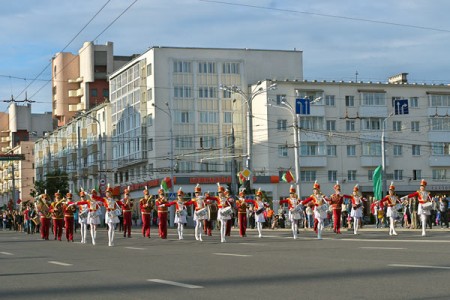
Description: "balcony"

(68, 88), (83, 98)
(429, 156), (450, 167)
(300, 156), (327, 167)
(360, 156), (384, 167)
(88, 143), (98, 154)
(69, 103), (86, 112)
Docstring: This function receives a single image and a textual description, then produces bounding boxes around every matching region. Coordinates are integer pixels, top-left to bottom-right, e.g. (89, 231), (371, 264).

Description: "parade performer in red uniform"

(235, 189), (248, 237)
(207, 183), (233, 243)
(245, 188), (269, 238)
(380, 182), (401, 236)
(77, 188), (89, 244)
(327, 181), (351, 234)
(50, 191), (65, 241)
(36, 192), (51, 240)
(184, 184), (208, 241)
(349, 184), (367, 235)
(155, 186), (169, 239)
(279, 185), (303, 239)
(139, 187), (153, 238)
(119, 186), (133, 238)
(302, 181), (329, 240)
(167, 188), (187, 240)
(63, 191), (76, 242)
(204, 191), (218, 236)
(76, 189), (102, 245)
(224, 189), (235, 236)
(403, 179), (433, 236)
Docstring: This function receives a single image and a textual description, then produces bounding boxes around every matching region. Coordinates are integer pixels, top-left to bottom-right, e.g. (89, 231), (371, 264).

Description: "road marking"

(213, 253), (251, 257)
(360, 247), (405, 250)
(147, 279), (203, 289)
(0, 252), (13, 255)
(125, 247), (146, 250)
(389, 264), (450, 270)
(340, 238), (450, 243)
(239, 243), (266, 246)
(48, 261), (73, 266)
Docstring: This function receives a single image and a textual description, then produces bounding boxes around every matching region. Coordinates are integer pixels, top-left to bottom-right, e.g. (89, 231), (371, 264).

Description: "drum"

(113, 208), (122, 216)
(95, 209), (103, 216)
(176, 210), (187, 217)
(291, 204), (303, 214)
(255, 207), (265, 215)
(395, 203), (403, 211)
(207, 203), (218, 221)
(220, 206), (233, 218)
(79, 210), (88, 219)
(317, 203), (328, 213)
(195, 208), (208, 219)
(421, 201), (432, 211)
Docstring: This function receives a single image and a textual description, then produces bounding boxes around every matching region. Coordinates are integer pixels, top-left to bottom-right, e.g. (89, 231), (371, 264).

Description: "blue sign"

(394, 99), (409, 115)
(168, 192), (177, 200)
(295, 98), (310, 115)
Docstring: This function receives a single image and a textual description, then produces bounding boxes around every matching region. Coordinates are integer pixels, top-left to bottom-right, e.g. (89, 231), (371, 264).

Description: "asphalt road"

(0, 226), (449, 300)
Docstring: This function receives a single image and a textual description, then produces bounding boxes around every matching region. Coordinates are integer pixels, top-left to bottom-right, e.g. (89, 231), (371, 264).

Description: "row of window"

(173, 61), (240, 74)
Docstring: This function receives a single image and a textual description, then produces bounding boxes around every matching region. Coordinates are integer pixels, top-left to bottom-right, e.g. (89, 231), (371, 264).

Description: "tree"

(32, 170), (69, 200)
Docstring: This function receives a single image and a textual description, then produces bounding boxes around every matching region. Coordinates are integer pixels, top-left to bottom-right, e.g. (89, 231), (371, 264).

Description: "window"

(347, 145), (356, 156)
(222, 90), (232, 99)
(198, 62), (216, 74)
(173, 61), (191, 73)
(394, 170), (403, 180)
(328, 170), (337, 182)
(148, 113), (153, 127)
(362, 92), (385, 106)
(363, 118), (382, 130)
(199, 111), (218, 123)
(224, 112), (232, 124)
(146, 63), (152, 76)
(178, 161), (193, 172)
(346, 120), (355, 131)
(148, 138), (153, 151)
(175, 136), (194, 149)
(102, 89), (109, 97)
(174, 86), (192, 98)
(326, 120), (336, 131)
(430, 118), (450, 131)
(175, 111), (192, 124)
(413, 169), (421, 180)
(276, 94), (286, 105)
(362, 142), (381, 156)
(345, 96), (355, 107)
(432, 169), (447, 180)
(327, 145), (337, 156)
(393, 121), (402, 132)
(325, 95), (335, 106)
(198, 86), (217, 98)
(368, 169), (374, 181)
(430, 94), (450, 107)
(300, 142), (325, 156)
(393, 145), (403, 156)
(277, 119), (287, 131)
(431, 143), (450, 155)
(410, 97), (418, 108)
(201, 136), (218, 148)
(278, 145), (288, 157)
(91, 89), (98, 97)
(299, 117), (323, 130)
(412, 145), (421, 156)
(222, 62), (240, 74)
(411, 121), (420, 132)
(300, 170), (316, 182)
(347, 170), (357, 181)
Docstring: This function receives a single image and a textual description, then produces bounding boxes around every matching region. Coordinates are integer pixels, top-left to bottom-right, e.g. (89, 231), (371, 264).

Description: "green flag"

(373, 165), (382, 200)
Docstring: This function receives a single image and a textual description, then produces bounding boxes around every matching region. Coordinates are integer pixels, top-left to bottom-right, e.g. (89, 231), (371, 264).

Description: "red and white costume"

(36, 194), (52, 240)
(93, 187), (121, 246)
(77, 189), (89, 244)
(63, 192), (76, 242)
(235, 190), (248, 237)
(166, 188), (187, 240)
(349, 184), (367, 235)
(404, 179), (433, 236)
(279, 185), (303, 239)
(184, 184), (208, 241)
(327, 182), (352, 234)
(302, 181), (328, 239)
(155, 188), (169, 239)
(50, 192), (64, 241)
(380, 182), (401, 236)
(77, 189), (103, 245)
(245, 189), (269, 238)
(139, 189), (153, 238)
(119, 187), (133, 238)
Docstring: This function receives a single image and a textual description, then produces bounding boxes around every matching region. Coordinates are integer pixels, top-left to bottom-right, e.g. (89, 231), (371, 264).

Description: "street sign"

(295, 98), (310, 115)
(168, 192), (177, 200)
(0, 154), (25, 161)
(241, 168), (251, 178)
(394, 99), (409, 115)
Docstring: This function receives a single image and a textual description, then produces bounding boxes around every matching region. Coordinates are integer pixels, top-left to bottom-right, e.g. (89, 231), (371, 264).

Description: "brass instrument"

(36, 195), (51, 218)
(51, 198), (65, 218)
(140, 195), (154, 212)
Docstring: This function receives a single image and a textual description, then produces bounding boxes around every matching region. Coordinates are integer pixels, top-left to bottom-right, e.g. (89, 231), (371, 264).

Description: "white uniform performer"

(302, 181), (328, 240)
(185, 184), (207, 241)
(102, 187), (121, 246)
(350, 184), (366, 235)
(404, 179), (433, 236)
(215, 184), (233, 243)
(246, 188), (268, 238)
(77, 188), (89, 244)
(381, 182), (402, 236)
(171, 188), (188, 240)
(279, 185), (303, 239)
(77, 189), (102, 245)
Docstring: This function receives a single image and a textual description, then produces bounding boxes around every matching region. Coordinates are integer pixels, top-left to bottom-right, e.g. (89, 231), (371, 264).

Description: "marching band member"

(235, 189), (248, 237)
(155, 186), (169, 239)
(36, 192), (51, 240)
(403, 179), (433, 236)
(63, 191), (76, 242)
(327, 181), (352, 234)
(302, 181), (328, 240)
(224, 189), (235, 236)
(77, 188), (89, 243)
(349, 184), (367, 235)
(208, 183), (233, 243)
(93, 185), (121, 247)
(204, 191), (218, 236)
(279, 185), (303, 240)
(76, 189), (102, 245)
(245, 188), (269, 238)
(139, 187), (153, 238)
(50, 191), (65, 241)
(184, 184), (208, 241)
(167, 188), (187, 240)
(380, 182), (401, 236)
(119, 186), (133, 238)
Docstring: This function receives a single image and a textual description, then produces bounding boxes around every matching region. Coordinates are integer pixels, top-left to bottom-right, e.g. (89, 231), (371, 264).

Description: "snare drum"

(195, 208), (208, 220)
(421, 201), (432, 210)
(220, 206), (233, 217)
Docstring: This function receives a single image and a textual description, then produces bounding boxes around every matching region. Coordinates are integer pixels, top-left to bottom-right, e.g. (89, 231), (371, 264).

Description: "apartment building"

(252, 74), (450, 200)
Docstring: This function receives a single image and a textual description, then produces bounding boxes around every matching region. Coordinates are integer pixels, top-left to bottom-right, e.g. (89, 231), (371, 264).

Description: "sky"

(1, 0), (450, 113)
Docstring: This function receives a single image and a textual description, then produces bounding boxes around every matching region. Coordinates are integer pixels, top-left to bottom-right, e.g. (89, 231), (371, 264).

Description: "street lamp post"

(381, 113), (394, 197)
(220, 82), (277, 192)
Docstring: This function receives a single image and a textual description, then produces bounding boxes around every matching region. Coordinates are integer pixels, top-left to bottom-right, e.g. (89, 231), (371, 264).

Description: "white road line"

(125, 247), (146, 250)
(389, 264), (450, 270)
(48, 261), (73, 266)
(360, 247), (405, 250)
(340, 238), (450, 243)
(0, 252), (13, 255)
(147, 279), (203, 289)
(213, 253), (251, 257)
